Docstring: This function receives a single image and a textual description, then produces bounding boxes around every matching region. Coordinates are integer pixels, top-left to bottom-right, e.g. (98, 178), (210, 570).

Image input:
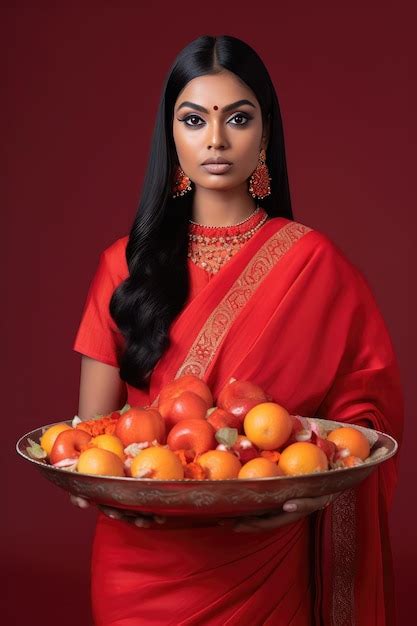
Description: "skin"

(172, 70), (269, 226)
(71, 71), (346, 530)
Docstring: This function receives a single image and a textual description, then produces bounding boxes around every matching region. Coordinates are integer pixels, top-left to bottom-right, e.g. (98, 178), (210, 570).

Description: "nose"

(208, 119), (228, 150)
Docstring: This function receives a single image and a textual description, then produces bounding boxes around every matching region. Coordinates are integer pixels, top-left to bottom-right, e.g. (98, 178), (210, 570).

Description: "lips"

(201, 157), (232, 165)
(202, 163), (233, 174)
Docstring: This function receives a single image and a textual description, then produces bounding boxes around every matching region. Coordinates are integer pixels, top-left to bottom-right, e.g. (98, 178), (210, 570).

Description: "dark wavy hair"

(110, 34), (294, 390)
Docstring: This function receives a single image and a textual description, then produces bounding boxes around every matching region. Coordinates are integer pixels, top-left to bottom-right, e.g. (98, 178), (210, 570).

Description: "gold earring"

(248, 149), (271, 199)
(172, 165), (192, 198)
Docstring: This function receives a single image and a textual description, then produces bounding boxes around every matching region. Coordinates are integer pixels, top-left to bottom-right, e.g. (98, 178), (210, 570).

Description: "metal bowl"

(16, 418), (397, 519)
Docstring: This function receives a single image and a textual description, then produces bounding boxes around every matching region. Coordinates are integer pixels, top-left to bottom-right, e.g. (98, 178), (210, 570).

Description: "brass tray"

(16, 418), (397, 519)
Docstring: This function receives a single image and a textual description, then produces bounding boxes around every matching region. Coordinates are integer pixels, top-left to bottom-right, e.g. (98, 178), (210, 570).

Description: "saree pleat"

(91, 515), (311, 625)
(73, 216), (403, 625)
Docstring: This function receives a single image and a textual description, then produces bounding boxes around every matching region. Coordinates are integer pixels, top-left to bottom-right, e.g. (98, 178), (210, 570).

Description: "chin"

(201, 181), (236, 192)
(199, 174), (242, 187)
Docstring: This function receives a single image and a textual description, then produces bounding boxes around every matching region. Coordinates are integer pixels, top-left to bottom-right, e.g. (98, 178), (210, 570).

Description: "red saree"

(73, 216), (404, 625)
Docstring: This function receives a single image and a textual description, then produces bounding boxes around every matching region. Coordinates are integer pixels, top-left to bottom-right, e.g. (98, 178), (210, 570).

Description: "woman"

(71, 35), (404, 625)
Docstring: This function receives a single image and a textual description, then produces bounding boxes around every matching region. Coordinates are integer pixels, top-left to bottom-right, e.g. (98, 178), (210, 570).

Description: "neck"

(191, 185), (257, 227)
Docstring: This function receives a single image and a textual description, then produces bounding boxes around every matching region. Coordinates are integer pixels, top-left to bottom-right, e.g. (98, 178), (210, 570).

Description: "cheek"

(240, 121), (262, 143)
(173, 124), (198, 162)
(235, 133), (262, 176)
(234, 122), (263, 161)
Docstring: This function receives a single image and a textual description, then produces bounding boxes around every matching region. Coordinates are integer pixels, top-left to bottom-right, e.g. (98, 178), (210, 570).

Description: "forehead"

(174, 71), (258, 109)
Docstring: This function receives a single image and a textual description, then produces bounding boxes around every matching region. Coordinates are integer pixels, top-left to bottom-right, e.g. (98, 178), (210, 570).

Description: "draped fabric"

(73, 216), (404, 625)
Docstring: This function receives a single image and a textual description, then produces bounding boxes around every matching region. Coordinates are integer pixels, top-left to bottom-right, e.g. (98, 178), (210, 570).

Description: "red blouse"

(72, 209), (269, 369)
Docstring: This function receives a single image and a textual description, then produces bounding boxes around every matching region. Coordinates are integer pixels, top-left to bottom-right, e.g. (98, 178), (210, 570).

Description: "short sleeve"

(72, 239), (128, 368)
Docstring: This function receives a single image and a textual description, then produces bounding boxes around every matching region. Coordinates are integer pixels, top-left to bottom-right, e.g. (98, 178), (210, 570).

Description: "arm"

(72, 355), (165, 526)
(71, 242), (166, 525)
(76, 355), (127, 420)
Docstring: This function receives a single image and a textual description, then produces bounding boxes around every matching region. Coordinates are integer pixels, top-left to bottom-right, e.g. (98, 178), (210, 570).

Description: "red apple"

(162, 390), (209, 431)
(158, 375), (213, 418)
(50, 429), (92, 465)
(167, 418), (216, 457)
(115, 407), (166, 447)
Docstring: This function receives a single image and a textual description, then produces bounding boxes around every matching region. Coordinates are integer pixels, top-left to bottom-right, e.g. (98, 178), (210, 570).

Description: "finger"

(70, 494), (90, 509)
(133, 517), (152, 528)
(97, 505), (123, 520)
(233, 510), (305, 532)
(234, 494), (333, 530)
(282, 494), (337, 514)
(153, 515), (167, 524)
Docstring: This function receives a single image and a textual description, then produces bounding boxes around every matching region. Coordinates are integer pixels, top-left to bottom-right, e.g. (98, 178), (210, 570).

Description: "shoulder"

(100, 235), (129, 282)
(281, 218), (359, 266)
(292, 220), (376, 302)
(275, 217), (371, 285)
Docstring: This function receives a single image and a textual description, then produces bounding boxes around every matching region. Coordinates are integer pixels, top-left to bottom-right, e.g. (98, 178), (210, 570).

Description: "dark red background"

(3, 3), (414, 624)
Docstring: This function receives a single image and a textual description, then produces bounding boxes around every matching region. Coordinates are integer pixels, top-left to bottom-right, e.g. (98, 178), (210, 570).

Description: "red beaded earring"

(172, 165), (192, 198)
(248, 149), (271, 199)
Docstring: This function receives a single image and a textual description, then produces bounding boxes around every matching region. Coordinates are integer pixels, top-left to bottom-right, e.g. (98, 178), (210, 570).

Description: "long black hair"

(110, 34), (294, 390)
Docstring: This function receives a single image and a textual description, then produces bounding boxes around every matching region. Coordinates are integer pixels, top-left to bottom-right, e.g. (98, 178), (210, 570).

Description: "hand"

(69, 494), (166, 528)
(230, 491), (343, 533)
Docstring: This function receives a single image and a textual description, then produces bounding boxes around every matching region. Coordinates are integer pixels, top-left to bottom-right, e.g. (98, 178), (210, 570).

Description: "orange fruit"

(77, 447), (125, 477)
(327, 427), (370, 460)
(197, 450), (242, 480)
(243, 402), (292, 450)
(278, 442), (328, 476)
(130, 446), (184, 480)
(40, 423), (72, 456)
(238, 457), (284, 479)
(90, 434), (125, 462)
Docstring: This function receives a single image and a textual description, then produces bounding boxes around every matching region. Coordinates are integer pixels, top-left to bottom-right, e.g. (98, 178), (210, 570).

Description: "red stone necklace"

(188, 206), (269, 274)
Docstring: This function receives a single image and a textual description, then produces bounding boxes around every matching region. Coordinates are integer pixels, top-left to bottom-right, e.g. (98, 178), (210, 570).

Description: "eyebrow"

(176, 99), (257, 114)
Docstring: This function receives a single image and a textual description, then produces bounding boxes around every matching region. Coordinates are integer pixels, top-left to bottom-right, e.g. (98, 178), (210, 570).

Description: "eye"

(229, 112), (252, 126)
(178, 112), (253, 129)
(180, 114), (205, 128)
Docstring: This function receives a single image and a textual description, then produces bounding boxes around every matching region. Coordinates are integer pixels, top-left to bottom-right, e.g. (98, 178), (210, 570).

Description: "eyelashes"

(178, 112), (253, 129)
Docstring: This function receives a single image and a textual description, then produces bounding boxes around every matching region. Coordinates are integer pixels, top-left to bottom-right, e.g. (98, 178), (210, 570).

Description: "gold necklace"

(189, 206), (260, 228)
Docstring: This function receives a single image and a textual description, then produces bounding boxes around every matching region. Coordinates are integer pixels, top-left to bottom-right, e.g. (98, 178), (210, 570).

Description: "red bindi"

(213, 105), (218, 110)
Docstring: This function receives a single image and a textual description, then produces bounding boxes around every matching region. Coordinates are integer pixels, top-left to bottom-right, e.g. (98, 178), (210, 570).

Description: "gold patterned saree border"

(149, 221), (312, 407)
(331, 488), (356, 626)
(175, 220), (312, 380)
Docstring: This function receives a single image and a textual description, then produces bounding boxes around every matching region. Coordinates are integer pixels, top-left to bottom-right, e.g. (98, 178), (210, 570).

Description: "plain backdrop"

(3, 2), (415, 624)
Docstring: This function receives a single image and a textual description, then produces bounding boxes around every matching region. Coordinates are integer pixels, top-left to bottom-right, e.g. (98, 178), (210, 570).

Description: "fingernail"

(154, 516), (166, 524)
(134, 518), (150, 528)
(283, 503), (297, 512)
(76, 497), (89, 509)
(108, 512), (120, 519)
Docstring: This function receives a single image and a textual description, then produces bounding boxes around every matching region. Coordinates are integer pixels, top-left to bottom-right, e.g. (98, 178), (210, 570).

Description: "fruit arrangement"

(26, 375), (378, 481)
